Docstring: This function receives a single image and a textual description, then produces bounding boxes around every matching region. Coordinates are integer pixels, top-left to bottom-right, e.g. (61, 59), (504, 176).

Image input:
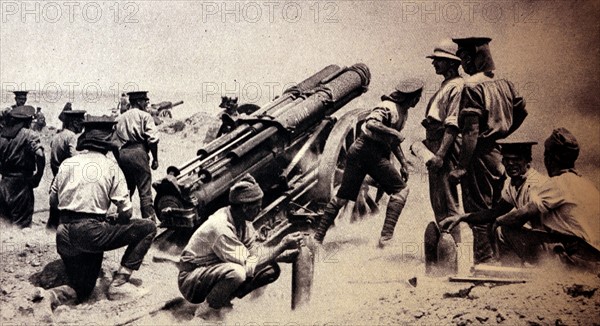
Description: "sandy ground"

(1, 116), (599, 326)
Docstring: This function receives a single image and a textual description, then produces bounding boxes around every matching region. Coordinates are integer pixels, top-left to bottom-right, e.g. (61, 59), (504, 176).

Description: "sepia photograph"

(1, 0), (599, 325)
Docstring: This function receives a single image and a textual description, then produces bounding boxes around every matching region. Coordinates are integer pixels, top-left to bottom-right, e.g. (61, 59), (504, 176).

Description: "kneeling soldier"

(47, 115), (157, 307)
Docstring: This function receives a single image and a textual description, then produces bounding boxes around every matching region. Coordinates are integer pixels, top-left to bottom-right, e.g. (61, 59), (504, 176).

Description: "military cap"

(452, 37), (492, 48)
(61, 110), (86, 119)
(426, 38), (461, 61)
(8, 105), (35, 119)
(395, 78), (424, 94)
(77, 115), (117, 152)
(498, 140), (537, 160)
(82, 115), (117, 128)
(544, 128), (579, 163)
(229, 174), (264, 204)
(127, 91), (149, 102)
(13, 91), (29, 98)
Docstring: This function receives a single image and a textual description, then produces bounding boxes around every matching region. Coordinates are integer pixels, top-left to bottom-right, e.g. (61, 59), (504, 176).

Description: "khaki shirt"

(113, 108), (159, 147)
(180, 207), (258, 278)
(50, 152), (132, 215)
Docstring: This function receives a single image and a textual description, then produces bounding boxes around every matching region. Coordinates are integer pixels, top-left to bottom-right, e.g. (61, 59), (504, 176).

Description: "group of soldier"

(0, 35), (599, 321)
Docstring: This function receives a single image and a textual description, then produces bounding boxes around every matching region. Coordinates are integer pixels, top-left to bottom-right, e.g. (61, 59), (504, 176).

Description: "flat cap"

(62, 109), (86, 118)
(82, 115), (117, 129)
(8, 105), (35, 119)
(452, 37), (492, 48)
(127, 91), (149, 102)
(544, 128), (579, 162)
(426, 38), (461, 61)
(395, 78), (424, 94)
(13, 91), (29, 98)
(229, 174), (264, 204)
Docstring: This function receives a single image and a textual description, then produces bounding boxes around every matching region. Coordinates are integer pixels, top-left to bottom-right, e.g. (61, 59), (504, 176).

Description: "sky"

(1, 0), (599, 181)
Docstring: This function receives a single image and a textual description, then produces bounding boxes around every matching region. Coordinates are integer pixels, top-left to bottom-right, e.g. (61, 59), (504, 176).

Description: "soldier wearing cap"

(448, 37), (528, 263)
(178, 174), (303, 320)
(445, 129), (599, 268)
(113, 91), (159, 221)
(0, 105), (45, 228)
(47, 115), (157, 307)
(422, 39), (464, 243)
(47, 109), (86, 229)
(313, 79), (424, 247)
(1, 91), (29, 129)
(441, 139), (549, 264)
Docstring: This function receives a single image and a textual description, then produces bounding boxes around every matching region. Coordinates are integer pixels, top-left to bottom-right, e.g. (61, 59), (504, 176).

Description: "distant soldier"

(204, 96), (239, 143)
(46, 115), (157, 307)
(32, 107), (47, 131)
(0, 105), (45, 227)
(449, 37), (528, 263)
(1, 91), (29, 129)
(313, 79), (424, 247)
(47, 109), (86, 229)
(114, 91), (159, 221)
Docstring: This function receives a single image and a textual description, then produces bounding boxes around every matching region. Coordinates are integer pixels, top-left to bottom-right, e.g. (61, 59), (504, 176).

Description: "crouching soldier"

(43, 115), (157, 308)
(178, 174), (303, 321)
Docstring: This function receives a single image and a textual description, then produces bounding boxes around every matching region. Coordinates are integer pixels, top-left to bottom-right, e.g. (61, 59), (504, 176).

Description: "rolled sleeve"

(366, 107), (391, 126)
(143, 114), (159, 144)
(212, 233), (255, 277)
(110, 164), (133, 213)
(443, 85), (462, 128)
(530, 179), (563, 214)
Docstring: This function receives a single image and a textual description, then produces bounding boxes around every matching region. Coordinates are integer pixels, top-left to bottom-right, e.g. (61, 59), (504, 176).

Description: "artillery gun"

(150, 100), (183, 119)
(153, 64), (375, 308)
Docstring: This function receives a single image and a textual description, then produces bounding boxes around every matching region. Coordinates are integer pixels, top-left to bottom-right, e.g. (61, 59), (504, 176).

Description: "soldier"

(178, 175), (303, 320)
(0, 105), (45, 227)
(46, 115), (157, 307)
(113, 91), (159, 221)
(422, 39), (464, 243)
(47, 109), (86, 229)
(444, 130), (599, 269)
(313, 79), (424, 247)
(1, 91), (29, 129)
(32, 107), (47, 131)
(449, 37), (528, 263)
(441, 140), (549, 265)
(117, 92), (129, 114)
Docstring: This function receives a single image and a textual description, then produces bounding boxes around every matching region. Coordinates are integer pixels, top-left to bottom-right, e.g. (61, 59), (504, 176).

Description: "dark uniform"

(451, 37), (528, 263)
(0, 105), (45, 227)
(314, 79), (424, 246)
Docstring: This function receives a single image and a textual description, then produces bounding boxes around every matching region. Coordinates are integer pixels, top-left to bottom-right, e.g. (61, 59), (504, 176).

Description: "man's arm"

(449, 114), (479, 183)
(32, 148), (45, 188)
(428, 126), (459, 169)
(440, 199), (514, 231)
(365, 120), (403, 143)
(392, 145), (409, 182)
(495, 201), (540, 228)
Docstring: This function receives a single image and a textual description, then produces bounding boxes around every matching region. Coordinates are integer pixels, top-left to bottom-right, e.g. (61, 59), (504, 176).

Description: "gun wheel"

(316, 108), (380, 221)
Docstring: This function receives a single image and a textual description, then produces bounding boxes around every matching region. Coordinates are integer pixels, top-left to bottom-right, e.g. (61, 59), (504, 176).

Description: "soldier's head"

(0, 105), (35, 138)
(453, 37), (495, 76)
(229, 174), (264, 222)
(76, 115), (117, 154)
(499, 141), (536, 179)
(61, 110), (86, 133)
(220, 96), (239, 115)
(386, 78), (424, 109)
(13, 91), (28, 106)
(36, 107), (42, 112)
(427, 39), (461, 76)
(127, 91), (150, 110)
(543, 128), (580, 176)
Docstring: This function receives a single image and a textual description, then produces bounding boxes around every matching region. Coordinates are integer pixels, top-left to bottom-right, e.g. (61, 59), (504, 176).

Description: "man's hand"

(276, 249), (300, 263)
(439, 215), (463, 232)
(281, 232), (304, 250)
(151, 159), (159, 170)
(426, 155), (444, 170)
(448, 168), (466, 185)
(400, 165), (409, 182)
